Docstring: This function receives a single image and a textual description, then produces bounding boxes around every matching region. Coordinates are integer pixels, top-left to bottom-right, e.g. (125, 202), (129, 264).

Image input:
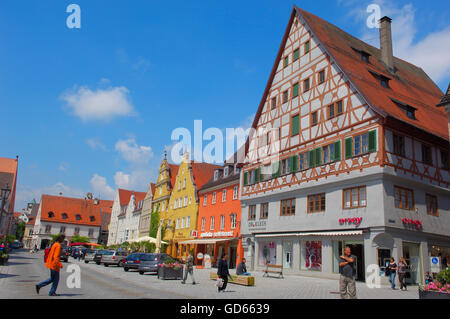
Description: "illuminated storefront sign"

(199, 231), (234, 238)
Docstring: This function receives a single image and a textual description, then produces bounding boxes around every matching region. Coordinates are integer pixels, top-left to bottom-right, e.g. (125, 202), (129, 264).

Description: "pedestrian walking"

(217, 254), (233, 293)
(236, 258), (251, 276)
(35, 235), (65, 297)
(181, 252), (196, 285)
(398, 257), (408, 291)
(339, 246), (357, 299)
(387, 258), (398, 290)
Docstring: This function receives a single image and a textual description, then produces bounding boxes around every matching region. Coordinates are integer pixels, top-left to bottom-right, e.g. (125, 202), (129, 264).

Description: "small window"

(394, 186), (414, 211)
(318, 70), (325, 84)
(214, 170), (219, 181)
(440, 150), (449, 170)
(298, 153), (309, 171)
(260, 203), (269, 219)
(248, 205), (256, 220)
(311, 111), (318, 126)
(271, 97), (277, 109)
(422, 144), (432, 165)
(224, 166), (229, 177)
(284, 56), (289, 68)
(426, 194), (438, 217)
(203, 195), (207, 206)
(305, 41), (310, 53)
(336, 101), (343, 115)
(393, 134), (406, 157)
(201, 217), (206, 231)
(220, 215), (225, 230)
(233, 186), (238, 200)
(89, 216), (95, 222)
(230, 214), (237, 229)
(293, 48), (300, 61)
(328, 104), (335, 119)
(293, 82), (299, 97)
(61, 213), (67, 220)
(76, 214), (81, 221)
(48, 212), (54, 218)
(308, 194), (326, 213)
(222, 189), (227, 202)
(280, 198), (296, 216)
(291, 114), (300, 136)
(283, 90), (289, 104)
(343, 186), (367, 209)
(212, 192), (217, 204)
(303, 78), (310, 92)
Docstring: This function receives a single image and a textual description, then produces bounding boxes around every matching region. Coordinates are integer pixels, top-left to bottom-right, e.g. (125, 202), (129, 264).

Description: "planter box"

(419, 289), (450, 299)
(157, 266), (183, 280)
(210, 272), (255, 286)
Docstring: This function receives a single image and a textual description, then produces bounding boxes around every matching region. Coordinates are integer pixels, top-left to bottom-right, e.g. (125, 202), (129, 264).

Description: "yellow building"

(152, 156), (179, 220)
(163, 154), (220, 260)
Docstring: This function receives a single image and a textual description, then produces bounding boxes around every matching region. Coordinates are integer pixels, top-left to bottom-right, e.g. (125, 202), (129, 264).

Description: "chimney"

(379, 16), (394, 71)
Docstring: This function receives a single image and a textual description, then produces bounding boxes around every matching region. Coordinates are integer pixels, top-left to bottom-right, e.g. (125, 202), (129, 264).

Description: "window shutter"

(260, 167), (265, 182)
(315, 148), (322, 167)
(276, 161), (281, 177)
(368, 130), (377, 152)
(272, 162), (281, 178)
(334, 141), (341, 161)
(291, 155), (298, 172)
(345, 138), (353, 159)
(243, 172), (248, 186)
(293, 83), (299, 97)
(292, 115), (299, 136)
(309, 150), (315, 168)
(254, 168), (259, 183)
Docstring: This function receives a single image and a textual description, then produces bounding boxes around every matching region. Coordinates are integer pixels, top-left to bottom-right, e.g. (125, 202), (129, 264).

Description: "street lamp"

(0, 183), (11, 235)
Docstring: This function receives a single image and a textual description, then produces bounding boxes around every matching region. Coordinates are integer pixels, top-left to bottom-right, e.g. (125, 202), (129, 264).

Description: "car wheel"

(96, 262), (100, 265)
(118, 262), (123, 267)
(104, 264), (109, 267)
(124, 267), (129, 272)
(139, 271), (144, 275)
(85, 261), (89, 263)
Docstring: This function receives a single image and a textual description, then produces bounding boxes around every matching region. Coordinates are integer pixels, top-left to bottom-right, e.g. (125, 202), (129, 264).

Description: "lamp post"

(0, 183), (11, 236)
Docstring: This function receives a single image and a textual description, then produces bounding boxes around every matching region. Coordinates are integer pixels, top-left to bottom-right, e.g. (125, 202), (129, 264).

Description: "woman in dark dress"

(217, 254), (232, 292)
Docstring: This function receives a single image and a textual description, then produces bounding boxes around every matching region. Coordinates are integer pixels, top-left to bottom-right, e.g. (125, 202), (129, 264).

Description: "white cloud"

(61, 86), (136, 122)
(90, 174), (115, 199)
(86, 138), (108, 151)
(58, 162), (69, 172)
(115, 138), (154, 164)
(339, 0), (450, 86)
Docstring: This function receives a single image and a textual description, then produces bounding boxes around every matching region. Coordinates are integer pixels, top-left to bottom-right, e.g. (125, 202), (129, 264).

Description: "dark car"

(60, 247), (70, 262)
(11, 241), (23, 249)
(122, 253), (151, 272)
(137, 253), (173, 275)
(93, 250), (113, 265)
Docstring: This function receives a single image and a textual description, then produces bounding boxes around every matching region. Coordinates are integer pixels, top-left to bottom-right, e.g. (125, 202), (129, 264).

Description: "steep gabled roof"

(0, 157), (18, 213)
(117, 188), (147, 207)
(247, 6), (448, 155)
(191, 162), (222, 190)
(168, 164), (180, 189)
(437, 84), (450, 107)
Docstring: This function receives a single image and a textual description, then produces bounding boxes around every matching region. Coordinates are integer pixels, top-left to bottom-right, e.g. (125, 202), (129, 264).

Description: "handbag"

(216, 278), (224, 288)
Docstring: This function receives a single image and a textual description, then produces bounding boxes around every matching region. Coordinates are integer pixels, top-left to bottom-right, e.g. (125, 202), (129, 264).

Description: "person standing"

(35, 235), (65, 296)
(398, 257), (408, 291)
(387, 258), (398, 290)
(236, 258), (251, 276)
(339, 246), (357, 299)
(217, 254), (233, 293)
(181, 252), (196, 285)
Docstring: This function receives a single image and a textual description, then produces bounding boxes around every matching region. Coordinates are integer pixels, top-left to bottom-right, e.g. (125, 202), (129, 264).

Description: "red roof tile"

(168, 164), (180, 189)
(0, 157), (18, 213)
(118, 188), (147, 207)
(40, 194), (113, 227)
(191, 162), (222, 190)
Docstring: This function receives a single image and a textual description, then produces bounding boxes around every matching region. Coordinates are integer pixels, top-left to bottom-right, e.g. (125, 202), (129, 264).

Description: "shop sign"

(200, 231), (233, 238)
(203, 254), (211, 269)
(190, 230), (198, 238)
(402, 218), (422, 229)
(430, 257), (441, 273)
(248, 220), (267, 231)
(339, 217), (362, 226)
(197, 253), (204, 260)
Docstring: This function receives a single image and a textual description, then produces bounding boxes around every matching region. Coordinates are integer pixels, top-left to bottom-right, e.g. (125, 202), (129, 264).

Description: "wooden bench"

(263, 264), (283, 279)
(210, 272), (255, 286)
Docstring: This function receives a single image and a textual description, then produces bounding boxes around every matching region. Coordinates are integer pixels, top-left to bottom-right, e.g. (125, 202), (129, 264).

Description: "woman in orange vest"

(35, 235), (65, 296)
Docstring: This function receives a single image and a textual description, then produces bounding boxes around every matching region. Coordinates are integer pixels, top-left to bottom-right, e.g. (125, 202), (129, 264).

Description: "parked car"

(122, 253), (151, 272)
(102, 250), (129, 267)
(93, 250), (114, 265)
(137, 253), (172, 275)
(11, 241), (23, 249)
(84, 249), (97, 263)
(60, 247), (70, 262)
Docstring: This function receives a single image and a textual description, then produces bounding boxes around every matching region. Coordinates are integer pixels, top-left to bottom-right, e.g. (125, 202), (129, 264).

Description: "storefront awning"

(255, 230), (363, 238)
(178, 238), (235, 245)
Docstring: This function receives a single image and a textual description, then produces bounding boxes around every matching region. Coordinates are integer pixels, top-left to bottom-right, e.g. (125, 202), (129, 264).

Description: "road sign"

(430, 257), (441, 273)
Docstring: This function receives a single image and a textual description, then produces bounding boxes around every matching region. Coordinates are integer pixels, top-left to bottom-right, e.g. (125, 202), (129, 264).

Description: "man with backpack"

(36, 235), (65, 296)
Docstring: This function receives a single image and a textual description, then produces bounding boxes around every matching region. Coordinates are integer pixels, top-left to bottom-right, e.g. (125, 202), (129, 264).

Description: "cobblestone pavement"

(0, 249), (419, 299)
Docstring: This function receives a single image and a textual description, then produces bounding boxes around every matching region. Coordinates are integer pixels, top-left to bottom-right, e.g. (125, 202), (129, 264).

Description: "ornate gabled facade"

(240, 6), (450, 285)
(162, 153), (221, 260)
(151, 157), (179, 218)
(138, 183), (156, 238)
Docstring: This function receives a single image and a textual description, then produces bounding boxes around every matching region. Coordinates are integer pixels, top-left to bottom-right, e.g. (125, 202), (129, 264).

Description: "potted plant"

(0, 252), (8, 265)
(419, 269), (450, 299)
(157, 258), (183, 280)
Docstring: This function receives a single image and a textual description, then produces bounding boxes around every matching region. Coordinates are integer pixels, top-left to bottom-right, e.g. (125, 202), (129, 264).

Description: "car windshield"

(102, 251), (115, 255)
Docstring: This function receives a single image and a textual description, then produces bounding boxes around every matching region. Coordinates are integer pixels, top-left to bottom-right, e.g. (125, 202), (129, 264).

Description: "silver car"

(84, 249), (97, 263)
(102, 250), (129, 267)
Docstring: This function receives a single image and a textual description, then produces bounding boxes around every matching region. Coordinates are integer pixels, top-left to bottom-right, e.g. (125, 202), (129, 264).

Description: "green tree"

(15, 221), (26, 241)
(70, 234), (90, 243)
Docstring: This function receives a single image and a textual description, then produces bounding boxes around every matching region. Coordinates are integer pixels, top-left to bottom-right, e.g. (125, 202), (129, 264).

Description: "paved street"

(0, 249), (419, 299)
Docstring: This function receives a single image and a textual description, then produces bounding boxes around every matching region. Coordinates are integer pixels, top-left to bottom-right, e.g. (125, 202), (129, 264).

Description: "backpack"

(385, 265), (391, 275)
(44, 247), (51, 262)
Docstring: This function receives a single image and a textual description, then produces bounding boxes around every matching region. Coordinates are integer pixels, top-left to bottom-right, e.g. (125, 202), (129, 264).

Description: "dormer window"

(61, 213), (68, 220)
(391, 98), (417, 120)
(352, 47), (371, 63)
(224, 166), (229, 177)
(369, 70), (390, 89)
(76, 214), (81, 221)
(214, 170), (219, 181)
(89, 216), (95, 222)
(48, 212), (54, 218)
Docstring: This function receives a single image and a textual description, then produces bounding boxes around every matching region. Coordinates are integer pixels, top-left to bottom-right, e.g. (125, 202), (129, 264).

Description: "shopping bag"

(216, 278), (224, 288)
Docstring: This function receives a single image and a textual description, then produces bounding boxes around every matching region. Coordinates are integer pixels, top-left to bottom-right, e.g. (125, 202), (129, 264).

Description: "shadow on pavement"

(0, 274), (19, 279)
(3, 262), (31, 266)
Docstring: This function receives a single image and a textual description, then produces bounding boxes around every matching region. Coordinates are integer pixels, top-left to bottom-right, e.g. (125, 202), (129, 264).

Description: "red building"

(193, 162), (243, 269)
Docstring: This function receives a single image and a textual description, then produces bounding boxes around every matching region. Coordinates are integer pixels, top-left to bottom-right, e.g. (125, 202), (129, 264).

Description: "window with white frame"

(224, 166), (229, 177)
(203, 195), (207, 206)
(184, 196), (188, 206)
(222, 189), (227, 202)
(233, 186), (238, 200)
(179, 180), (181, 190)
(220, 215), (225, 230)
(212, 192), (217, 204)
(186, 216), (191, 228)
(201, 217), (206, 231)
(210, 216), (215, 230)
(181, 217), (185, 229)
(230, 214), (237, 229)
(176, 218), (180, 229)
(174, 199), (178, 209)
(183, 178), (186, 189)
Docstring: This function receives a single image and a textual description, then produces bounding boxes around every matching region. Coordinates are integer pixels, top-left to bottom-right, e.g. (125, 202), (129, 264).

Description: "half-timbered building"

(240, 7), (450, 285)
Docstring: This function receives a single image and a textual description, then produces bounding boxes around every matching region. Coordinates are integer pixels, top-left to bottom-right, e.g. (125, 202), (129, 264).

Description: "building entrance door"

(403, 242), (422, 285)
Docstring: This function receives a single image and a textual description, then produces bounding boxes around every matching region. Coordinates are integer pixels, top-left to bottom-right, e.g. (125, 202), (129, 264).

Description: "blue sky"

(0, 0), (449, 210)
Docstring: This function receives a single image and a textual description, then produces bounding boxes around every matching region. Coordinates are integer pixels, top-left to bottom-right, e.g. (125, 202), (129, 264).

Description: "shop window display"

(301, 241), (322, 271)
